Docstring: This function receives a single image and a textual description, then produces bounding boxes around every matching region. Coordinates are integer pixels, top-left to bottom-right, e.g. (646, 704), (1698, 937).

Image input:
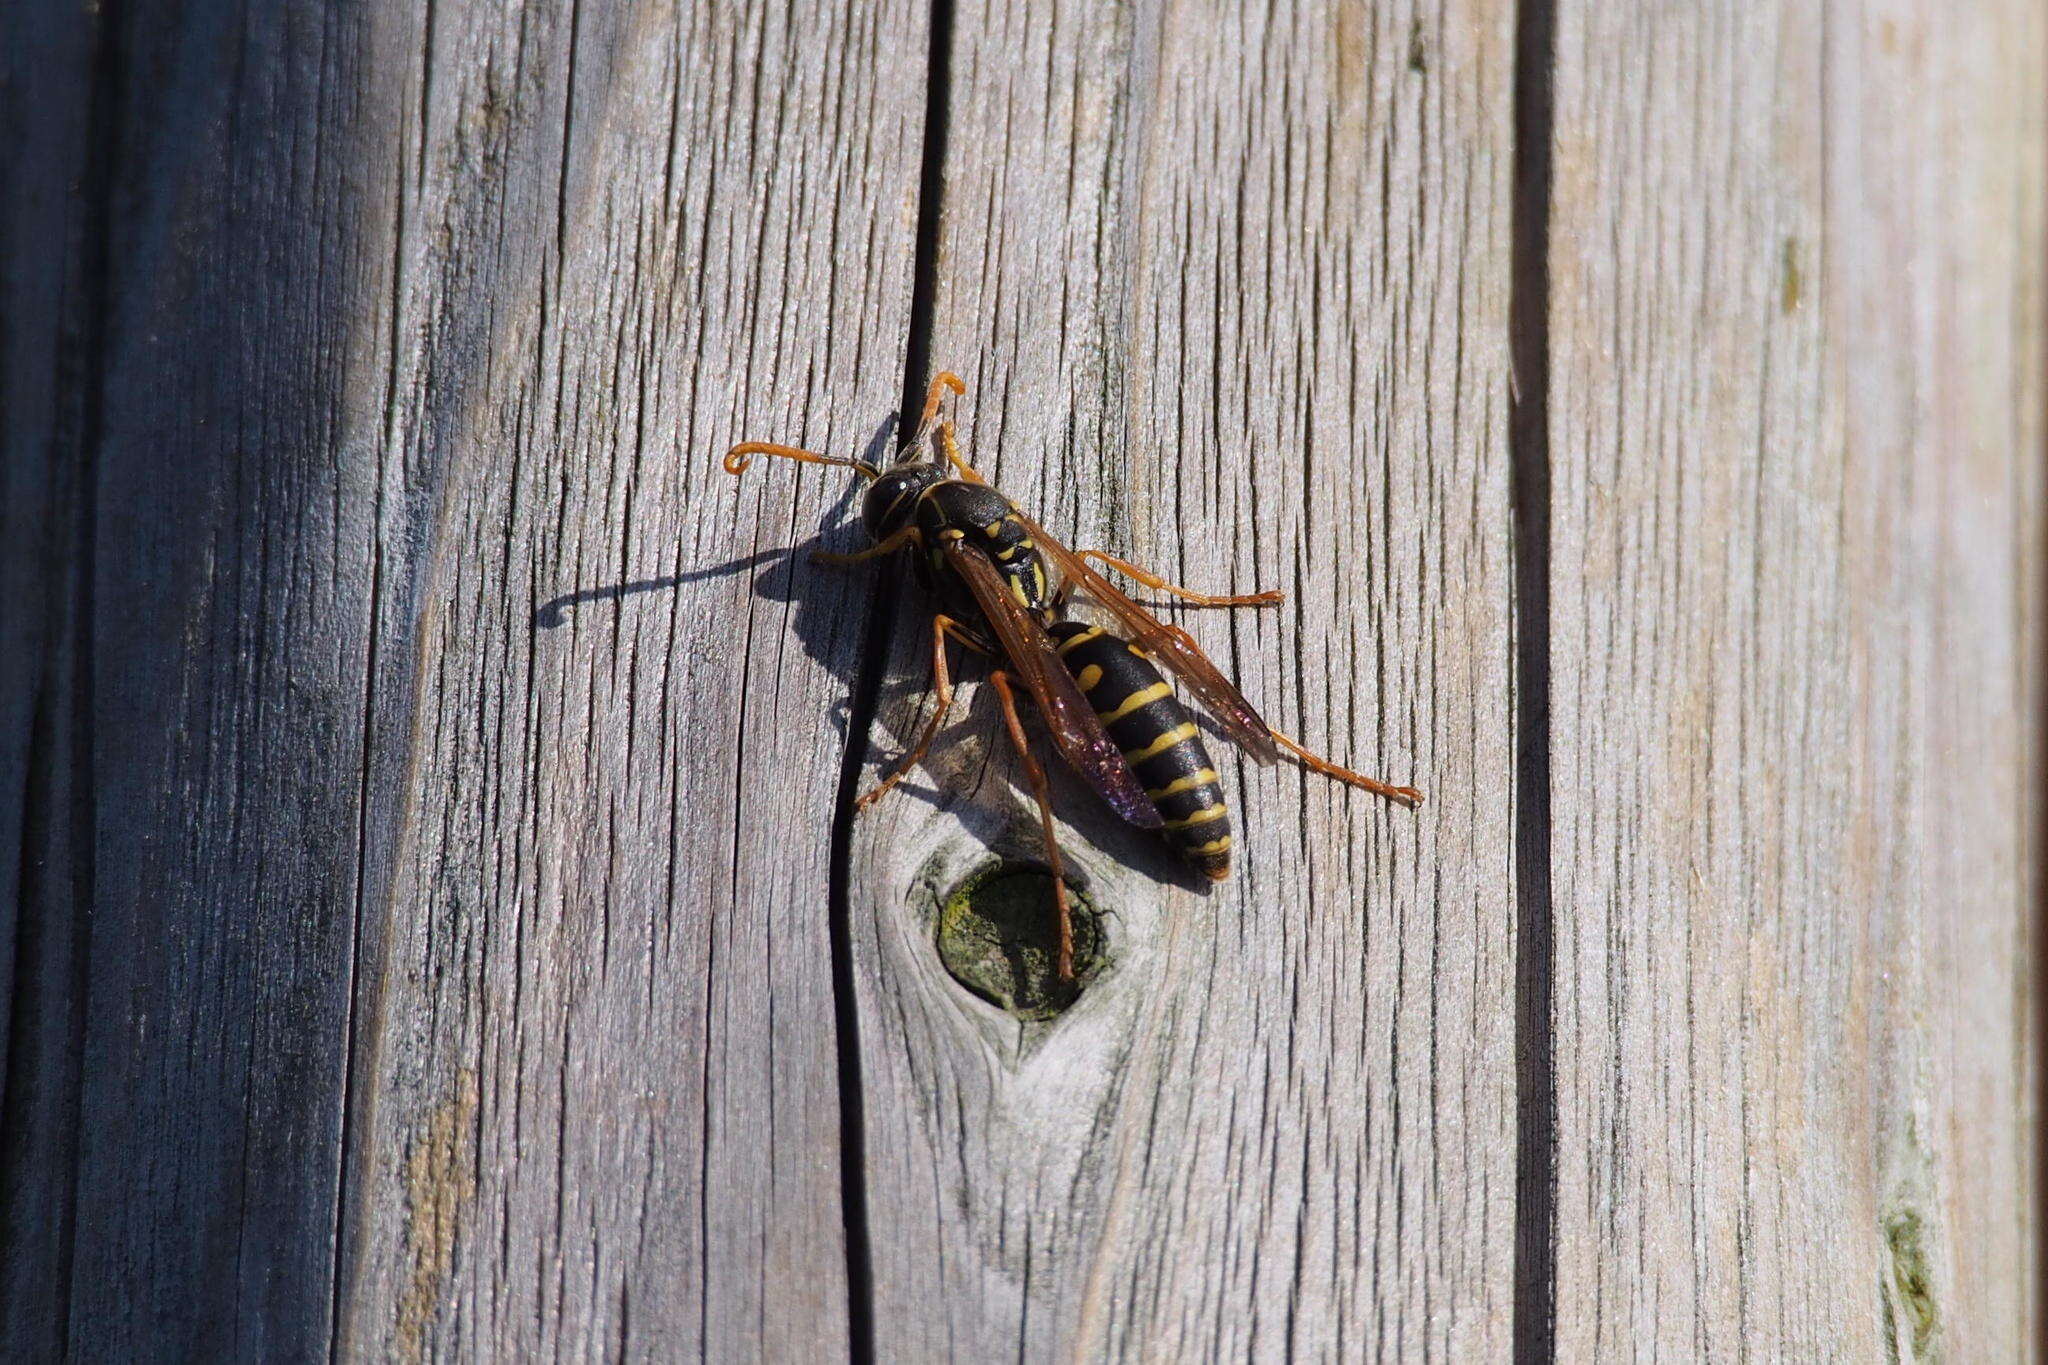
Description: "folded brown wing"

(1016, 514), (1281, 766)
(941, 540), (1164, 828)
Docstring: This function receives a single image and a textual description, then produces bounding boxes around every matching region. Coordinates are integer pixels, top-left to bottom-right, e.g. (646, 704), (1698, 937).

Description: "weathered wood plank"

(327, 2), (929, 1360)
(1546, 0), (2044, 1356)
(19, 6), (403, 1358)
(845, 1), (1520, 1357)
(6, 0), (2040, 1356)
(0, 0), (931, 1357)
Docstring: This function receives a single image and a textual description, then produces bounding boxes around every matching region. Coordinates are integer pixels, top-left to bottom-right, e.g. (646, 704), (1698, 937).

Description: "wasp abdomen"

(1049, 621), (1233, 880)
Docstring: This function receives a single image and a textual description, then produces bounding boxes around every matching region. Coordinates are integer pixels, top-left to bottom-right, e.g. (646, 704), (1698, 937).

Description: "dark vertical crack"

(1509, 0), (1557, 1360)
(826, 1), (956, 1359)
(897, 0), (956, 421)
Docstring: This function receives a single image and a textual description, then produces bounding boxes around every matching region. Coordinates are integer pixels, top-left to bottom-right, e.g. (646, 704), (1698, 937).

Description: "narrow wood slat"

(845, 1), (1519, 1356)
(31, 6), (403, 1358)
(1546, 0), (2044, 1355)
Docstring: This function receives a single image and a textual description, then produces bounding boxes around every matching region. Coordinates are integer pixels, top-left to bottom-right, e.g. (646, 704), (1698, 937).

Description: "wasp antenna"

(723, 441), (879, 480)
(892, 371), (971, 467)
(919, 371), (966, 428)
(906, 372), (986, 482)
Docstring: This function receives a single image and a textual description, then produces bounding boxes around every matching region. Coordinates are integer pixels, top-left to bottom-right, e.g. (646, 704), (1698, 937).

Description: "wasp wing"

(940, 539), (1163, 828)
(1016, 514), (1282, 766)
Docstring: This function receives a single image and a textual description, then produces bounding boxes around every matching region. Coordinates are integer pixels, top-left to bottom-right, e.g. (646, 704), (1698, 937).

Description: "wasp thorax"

(862, 463), (948, 539)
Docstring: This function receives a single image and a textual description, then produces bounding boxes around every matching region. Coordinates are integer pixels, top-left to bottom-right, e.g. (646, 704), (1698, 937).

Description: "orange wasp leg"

(1267, 727), (1424, 808)
(989, 668), (1078, 983)
(1073, 549), (1283, 607)
(854, 614), (983, 812)
(810, 523), (920, 566)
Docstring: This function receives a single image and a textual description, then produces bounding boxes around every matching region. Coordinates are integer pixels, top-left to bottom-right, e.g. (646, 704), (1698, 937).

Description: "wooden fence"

(2, 0), (2039, 1358)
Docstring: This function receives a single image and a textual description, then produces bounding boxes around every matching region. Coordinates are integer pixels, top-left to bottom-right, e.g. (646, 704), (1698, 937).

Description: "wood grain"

(2, 0), (2040, 1358)
(1546, 0), (2045, 1356)
(16, 5), (398, 1358)
(0, 0), (929, 1359)
(844, 0), (1520, 1357)
(326, 2), (929, 1360)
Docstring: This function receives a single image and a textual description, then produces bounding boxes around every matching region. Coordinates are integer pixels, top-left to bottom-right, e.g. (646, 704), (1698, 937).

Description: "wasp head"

(861, 460), (948, 540)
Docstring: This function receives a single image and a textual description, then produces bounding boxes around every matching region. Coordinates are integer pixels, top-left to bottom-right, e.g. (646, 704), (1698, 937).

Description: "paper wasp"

(724, 372), (1421, 981)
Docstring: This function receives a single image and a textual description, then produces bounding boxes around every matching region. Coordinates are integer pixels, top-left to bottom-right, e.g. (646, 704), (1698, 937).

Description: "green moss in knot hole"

(937, 865), (1101, 1019)
(1883, 1208), (1937, 1359)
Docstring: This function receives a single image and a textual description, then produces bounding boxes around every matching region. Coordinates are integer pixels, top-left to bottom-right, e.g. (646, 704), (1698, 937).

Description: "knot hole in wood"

(935, 862), (1103, 1019)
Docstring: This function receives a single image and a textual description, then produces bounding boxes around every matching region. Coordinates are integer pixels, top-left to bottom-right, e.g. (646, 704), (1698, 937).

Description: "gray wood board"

(1546, 0), (2045, 1357)
(0, 1), (930, 1360)
(844, 0), (1520, 1357)
(326, 2), (929, 1361)
(10, 5), (398, 1359)
(3, 0), (2042, 1358)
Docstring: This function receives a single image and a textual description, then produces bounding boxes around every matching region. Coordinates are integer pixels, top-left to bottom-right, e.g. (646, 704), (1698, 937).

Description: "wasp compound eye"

(861, 465), (944, 539)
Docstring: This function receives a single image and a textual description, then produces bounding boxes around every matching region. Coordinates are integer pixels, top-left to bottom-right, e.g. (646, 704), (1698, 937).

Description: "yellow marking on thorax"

(1056, 626), (1104, 656)
(1123, 722), (1198, 764)
(1162, 805), (1230, 831)
(1097, 681), (1172, 725)
(1074, 664), (1104, 691)
(1146, 769), (1218, 800)
(1008, 579), (1030, 606)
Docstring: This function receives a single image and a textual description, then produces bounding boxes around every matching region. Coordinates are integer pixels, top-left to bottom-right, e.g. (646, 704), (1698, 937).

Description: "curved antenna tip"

(722, 440), (878, 480)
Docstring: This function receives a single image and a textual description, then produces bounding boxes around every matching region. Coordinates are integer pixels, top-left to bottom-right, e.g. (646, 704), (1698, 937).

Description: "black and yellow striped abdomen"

(1048, 621), (1233, 880)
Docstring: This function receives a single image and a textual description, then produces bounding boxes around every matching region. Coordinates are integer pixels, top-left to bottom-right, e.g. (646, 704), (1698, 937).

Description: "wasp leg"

(988, 669), (1078, 982)
(811, 523), (920, 566)
(854, 615), (981, 812)
(1076, 549), (1282, 606)
(916, 371), (986, 484)
(1268, 727), (1424, 807)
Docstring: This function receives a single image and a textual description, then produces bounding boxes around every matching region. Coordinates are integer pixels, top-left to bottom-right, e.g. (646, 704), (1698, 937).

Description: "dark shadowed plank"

(326, 2), (929, 1360)
(1546, 0), (2044, 1355)
(14, 5), (404, 1358)
(843, 1), (1520, 1357)
(0, 5), (100, 1359)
